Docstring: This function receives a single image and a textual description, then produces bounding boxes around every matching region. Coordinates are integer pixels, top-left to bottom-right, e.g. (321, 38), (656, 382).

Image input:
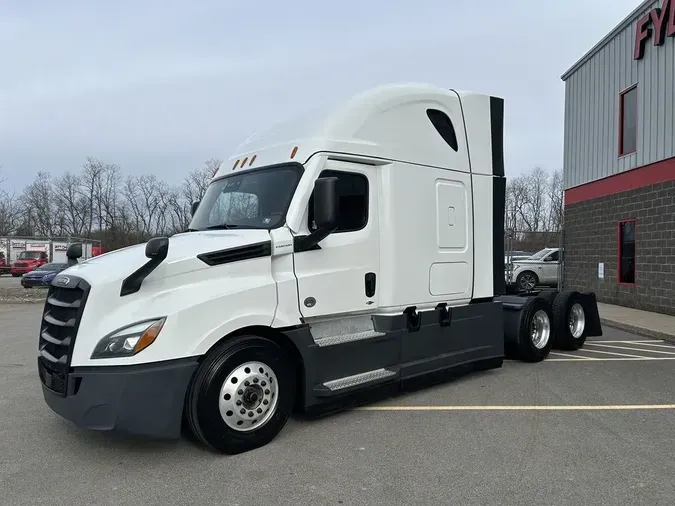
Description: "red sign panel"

(634, 0), (675, 60)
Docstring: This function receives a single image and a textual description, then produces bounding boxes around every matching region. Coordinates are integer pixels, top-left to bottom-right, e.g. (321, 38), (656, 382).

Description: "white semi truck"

(37, 83), (602, 454)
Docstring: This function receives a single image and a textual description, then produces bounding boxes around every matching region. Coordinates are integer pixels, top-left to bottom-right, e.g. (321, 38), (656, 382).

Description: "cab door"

(292, 161), (379, 319)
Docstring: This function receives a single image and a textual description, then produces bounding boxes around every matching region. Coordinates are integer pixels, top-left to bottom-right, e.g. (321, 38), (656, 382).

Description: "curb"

(600, 318), (675, 344)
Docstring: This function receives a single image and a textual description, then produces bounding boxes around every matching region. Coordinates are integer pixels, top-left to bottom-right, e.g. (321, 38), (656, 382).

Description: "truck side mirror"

(121, 236), (170, 297)
(313, 177), (338, 230)
(66, 243), (83, 266)
(294, 177), (339, 252)
(191, 201), (200, 216)
(145, 236), (169, 260)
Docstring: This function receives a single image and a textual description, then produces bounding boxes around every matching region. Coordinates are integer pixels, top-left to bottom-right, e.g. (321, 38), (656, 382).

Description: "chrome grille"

(37, 276), (90, 396)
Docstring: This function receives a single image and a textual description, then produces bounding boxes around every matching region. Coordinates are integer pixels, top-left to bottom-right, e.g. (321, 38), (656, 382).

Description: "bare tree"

(546, 169), (563, 232)
(182, 158), (222, 205)
(1, 156), (567, 255)
(20, 172), (56, 237)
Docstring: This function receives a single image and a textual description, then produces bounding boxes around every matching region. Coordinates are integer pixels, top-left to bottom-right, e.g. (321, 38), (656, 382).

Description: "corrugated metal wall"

(563, 0), (675, 190)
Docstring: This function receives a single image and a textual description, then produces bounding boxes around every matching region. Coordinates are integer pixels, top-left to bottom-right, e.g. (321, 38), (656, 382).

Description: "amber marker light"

(134, 318), (166, 354)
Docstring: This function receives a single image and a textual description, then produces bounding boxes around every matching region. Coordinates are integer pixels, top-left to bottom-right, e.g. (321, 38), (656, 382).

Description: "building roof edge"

(561, 0), (655, 81)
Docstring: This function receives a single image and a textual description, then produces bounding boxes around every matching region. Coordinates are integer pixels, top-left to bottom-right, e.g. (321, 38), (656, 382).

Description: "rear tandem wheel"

(551, 291), (588, 350)
(514, 296), (554, 362)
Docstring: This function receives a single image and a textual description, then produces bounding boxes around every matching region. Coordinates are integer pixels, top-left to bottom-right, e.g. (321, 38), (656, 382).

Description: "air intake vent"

(197, 241), (272, 266)
(37, 276), (90, 396)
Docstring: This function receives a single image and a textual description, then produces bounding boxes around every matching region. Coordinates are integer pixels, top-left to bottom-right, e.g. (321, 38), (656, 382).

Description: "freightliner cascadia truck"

(37, 83), (602, 454)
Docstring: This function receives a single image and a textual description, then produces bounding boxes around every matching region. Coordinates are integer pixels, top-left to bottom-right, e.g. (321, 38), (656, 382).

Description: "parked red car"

(11, 250), (48, 276)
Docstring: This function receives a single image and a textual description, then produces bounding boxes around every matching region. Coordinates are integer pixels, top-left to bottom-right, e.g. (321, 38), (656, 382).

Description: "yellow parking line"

(357, 404), (675, 411)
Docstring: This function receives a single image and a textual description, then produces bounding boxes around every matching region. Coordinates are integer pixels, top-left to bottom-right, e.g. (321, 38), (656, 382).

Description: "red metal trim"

(564, 155), (675, 205)
(618, 84), (637, 157)
(617, 218), (637, 286)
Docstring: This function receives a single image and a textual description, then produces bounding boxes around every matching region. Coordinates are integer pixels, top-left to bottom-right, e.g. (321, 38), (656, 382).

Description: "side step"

(314, 330), (385, 347)
(313, 368), (398, 397)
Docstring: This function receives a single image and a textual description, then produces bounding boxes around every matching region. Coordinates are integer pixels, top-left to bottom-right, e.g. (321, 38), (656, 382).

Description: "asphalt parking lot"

(1, 304), (674, 506)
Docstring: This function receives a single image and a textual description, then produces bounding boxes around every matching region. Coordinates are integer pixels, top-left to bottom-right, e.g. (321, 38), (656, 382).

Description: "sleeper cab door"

(293, 161), (379, 318)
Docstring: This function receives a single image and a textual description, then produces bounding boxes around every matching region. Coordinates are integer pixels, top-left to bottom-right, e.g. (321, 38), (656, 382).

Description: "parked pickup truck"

(11, 250), (49, 276)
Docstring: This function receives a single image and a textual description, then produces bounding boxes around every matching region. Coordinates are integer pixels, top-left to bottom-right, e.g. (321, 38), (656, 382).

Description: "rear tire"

(515, 297), (554, 362)
(184, 334), (297, 455)
(552, 291), (587, 350)
(537, 290), (558, 307)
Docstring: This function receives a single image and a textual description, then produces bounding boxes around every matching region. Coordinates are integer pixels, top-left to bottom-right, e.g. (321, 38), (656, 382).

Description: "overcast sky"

(0, 0), (641, 192)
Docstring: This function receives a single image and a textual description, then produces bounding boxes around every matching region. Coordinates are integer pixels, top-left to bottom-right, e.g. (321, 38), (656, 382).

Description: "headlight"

(91, 318), (166, 359)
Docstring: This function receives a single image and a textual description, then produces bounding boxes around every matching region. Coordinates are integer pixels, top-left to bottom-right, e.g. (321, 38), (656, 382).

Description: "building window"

(619, 85), (637, 156)
(308, 170), (369, 233)
(618, 219), (636, 285)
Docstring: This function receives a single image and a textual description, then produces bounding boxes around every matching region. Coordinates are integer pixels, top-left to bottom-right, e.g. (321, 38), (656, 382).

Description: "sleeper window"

(308, 170), (369, 233)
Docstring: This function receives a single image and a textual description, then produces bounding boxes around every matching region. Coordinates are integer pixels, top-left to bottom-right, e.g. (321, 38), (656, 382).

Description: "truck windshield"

(18, 251), (42, 259)
(189, 164), (304, 231)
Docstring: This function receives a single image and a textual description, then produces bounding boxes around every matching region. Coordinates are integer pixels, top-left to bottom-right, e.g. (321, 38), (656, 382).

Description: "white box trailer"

(52, 241), (93, 263)
(36, 83), (602, 455)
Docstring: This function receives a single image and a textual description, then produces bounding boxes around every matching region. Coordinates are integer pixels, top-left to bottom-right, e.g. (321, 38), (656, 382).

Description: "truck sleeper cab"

(36, 83), (602, 455)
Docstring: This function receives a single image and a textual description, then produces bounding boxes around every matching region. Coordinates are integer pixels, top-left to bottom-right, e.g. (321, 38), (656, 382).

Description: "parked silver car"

(507, 247), (562, 291)
(504, 250), (534, 263)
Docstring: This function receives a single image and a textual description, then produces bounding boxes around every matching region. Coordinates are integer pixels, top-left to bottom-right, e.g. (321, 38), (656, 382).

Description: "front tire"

(184, 335), (297, 454)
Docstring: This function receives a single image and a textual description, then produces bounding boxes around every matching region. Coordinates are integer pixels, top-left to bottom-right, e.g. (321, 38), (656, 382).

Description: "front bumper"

(40, 357), (200, 439)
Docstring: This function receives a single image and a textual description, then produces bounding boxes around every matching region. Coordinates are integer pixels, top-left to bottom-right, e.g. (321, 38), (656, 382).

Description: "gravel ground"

(0, 275), (47, 303)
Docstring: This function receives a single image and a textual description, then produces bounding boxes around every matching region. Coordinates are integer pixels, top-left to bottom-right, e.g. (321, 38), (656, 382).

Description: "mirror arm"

(120, 237), (169, 297)
(294, 225), (337, 252)
(120, 256), (164, 297)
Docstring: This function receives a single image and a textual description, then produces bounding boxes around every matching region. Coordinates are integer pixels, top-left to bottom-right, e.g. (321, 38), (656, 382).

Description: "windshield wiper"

(205, 224), (235, 230)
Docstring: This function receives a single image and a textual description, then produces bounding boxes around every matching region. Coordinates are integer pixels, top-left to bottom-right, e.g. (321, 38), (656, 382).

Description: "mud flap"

(578, 292), (603, 337)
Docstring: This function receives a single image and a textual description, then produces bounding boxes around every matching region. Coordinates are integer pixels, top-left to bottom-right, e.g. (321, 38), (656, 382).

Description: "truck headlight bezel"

(91, 317), (167, 359)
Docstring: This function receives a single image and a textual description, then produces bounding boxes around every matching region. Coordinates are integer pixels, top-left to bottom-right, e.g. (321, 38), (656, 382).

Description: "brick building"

(561, 0), (675, 316)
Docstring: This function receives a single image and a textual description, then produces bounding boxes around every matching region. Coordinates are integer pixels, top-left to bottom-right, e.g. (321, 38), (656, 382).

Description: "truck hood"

(60, 229), (271, 285)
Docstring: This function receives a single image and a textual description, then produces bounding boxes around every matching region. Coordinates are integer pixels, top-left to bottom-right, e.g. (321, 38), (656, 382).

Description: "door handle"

(365, 272), (376, 298)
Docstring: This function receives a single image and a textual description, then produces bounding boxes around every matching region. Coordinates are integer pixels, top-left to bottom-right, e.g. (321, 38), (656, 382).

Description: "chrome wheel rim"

(530, 309), (551, 349)
(520, 274), (536, 291)
(569, 303), (586, 339)
(218, 361), (279, 432)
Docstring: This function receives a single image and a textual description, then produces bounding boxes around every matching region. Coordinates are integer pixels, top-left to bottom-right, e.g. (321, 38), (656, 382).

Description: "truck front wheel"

(184, 335), (297, 454)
